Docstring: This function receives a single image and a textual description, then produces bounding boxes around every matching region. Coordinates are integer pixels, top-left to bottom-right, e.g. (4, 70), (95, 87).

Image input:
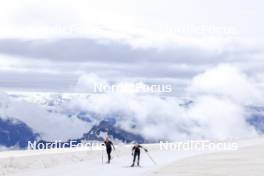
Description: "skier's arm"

(111, 141), (115, 150)
(139, 145), (148, 152)
(131, 146), (135, 155)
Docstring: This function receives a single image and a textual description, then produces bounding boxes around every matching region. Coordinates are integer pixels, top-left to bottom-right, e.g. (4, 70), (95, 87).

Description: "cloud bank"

(0, 92), (90, 141)
(68, 65), (262, 140)
(0, 65), (262, 142)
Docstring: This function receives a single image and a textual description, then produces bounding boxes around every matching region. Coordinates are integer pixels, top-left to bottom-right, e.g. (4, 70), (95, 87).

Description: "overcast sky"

(0, 0), (264, 94)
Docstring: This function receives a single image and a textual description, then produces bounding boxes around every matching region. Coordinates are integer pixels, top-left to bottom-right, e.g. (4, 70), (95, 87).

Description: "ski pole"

(101, 149), (104, 164)
(101, 144), (104, 164)
(145, 151), (157, 165)
(114, 146), (120, 158)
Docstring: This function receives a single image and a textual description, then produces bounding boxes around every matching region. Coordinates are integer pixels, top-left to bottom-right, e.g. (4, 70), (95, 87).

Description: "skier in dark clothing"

(104, 137), (115, 164)
(131, 144), (148, 167)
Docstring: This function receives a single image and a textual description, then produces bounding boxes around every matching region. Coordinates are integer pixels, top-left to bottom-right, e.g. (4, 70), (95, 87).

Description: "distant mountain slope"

(247, 106), (264, 133)
(0, 118), (38, 148)
(83, 118), (146, 143)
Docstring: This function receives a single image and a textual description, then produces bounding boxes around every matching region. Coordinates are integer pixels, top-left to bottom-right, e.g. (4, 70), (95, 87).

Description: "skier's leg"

(137, 152), (140, 166)
(108, 152), (110, 163)
(131, 153), (136, 167)
(107, 149), (111, 163)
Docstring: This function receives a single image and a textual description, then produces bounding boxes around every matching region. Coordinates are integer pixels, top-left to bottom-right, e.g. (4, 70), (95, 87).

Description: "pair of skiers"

(103, 137), (148, 167)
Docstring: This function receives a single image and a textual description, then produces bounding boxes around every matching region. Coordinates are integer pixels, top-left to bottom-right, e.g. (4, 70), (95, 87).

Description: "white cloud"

(188, 64), (264, 105)
(69, 68), (261, 140)
(75, 73), (110, 93)
(1, 0), (263, 48)
(0, 92), (90, 141)
(1, 64), (262, 142)
(188, 96), (257, 139)
(69, 92), (258, 140)
(1, 0), (264, 93)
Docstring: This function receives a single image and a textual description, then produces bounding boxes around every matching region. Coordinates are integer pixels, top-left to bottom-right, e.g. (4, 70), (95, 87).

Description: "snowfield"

(1, 137), (264, 176)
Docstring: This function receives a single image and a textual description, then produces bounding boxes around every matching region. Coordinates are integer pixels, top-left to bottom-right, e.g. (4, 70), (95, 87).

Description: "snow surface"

(1, 137), (264, 176)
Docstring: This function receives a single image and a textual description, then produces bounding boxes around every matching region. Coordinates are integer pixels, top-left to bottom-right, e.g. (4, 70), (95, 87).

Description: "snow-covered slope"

(1, 137), (264, 176)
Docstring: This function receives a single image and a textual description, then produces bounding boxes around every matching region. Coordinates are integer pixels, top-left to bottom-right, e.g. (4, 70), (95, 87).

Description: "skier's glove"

(131, 153), (134, 156)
